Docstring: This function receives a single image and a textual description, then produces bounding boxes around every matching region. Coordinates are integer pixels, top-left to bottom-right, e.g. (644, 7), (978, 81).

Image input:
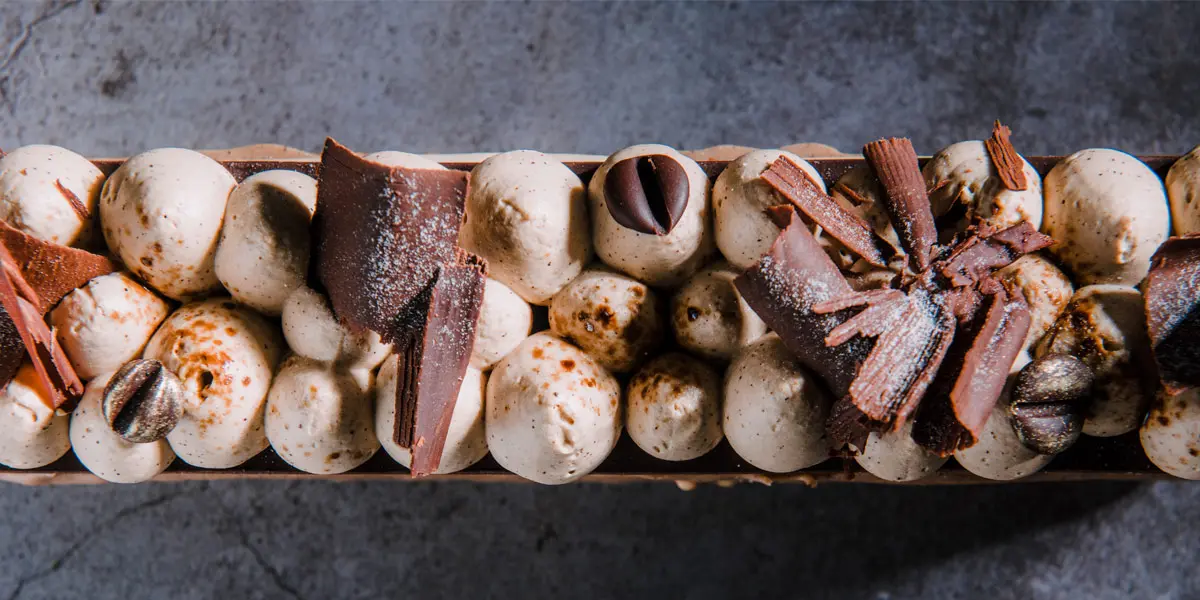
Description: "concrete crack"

(218, 501), (305, 600)
(5, 489), (190, 600)
(0, 0), (84, 114)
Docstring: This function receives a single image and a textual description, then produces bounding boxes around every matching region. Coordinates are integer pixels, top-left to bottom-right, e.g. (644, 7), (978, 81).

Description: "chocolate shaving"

(863, 138), (938, 272)
(734, 206), (870, 396)
(1144, 234), (1200, 395)
(815, 287), (956, 431)
(937, 222), (1053, 288)
(914, 284), (1031, 455)
(0, 220), (115, 314)
(983, 121), (1028, 192)
(395, 251), (486, 476)
(0, 243), (85, 409)
(54, 180), (90, 220)
(761, 156), (888, 268)
(311, 138), (469, 343)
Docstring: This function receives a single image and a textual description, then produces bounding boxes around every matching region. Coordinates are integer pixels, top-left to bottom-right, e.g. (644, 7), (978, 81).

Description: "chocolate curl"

(814, 287), (956, 432)
(983, 121), (1029, 192)
(1144, 234), (1200, 395)
(311, 138), (469, 343)
(913, 283), (1031, 456)
(395, 251), (486, 476)
(863, 138), (938, 272)
(937, 222), (1054, 288)
(0, 220), (115, 315)
(734, 206), (870, 397)
(761, 156), (888, 268)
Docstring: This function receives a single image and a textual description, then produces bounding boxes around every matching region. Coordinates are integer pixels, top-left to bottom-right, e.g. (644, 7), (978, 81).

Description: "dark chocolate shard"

(983, 121), (1029, 192)
(814, 286), (956, 431)
(395, 251), (486, 477)
(761, 156), (888, 268)
(913, 284), (1031, 455)
(936, 222), (1053, 288)
(604, 154), (690, 236)
(734, 206), (870, 397)
(1144, 234), (1200, 395)
(0, 219), (115, 315)
(863, 138), (938, 272)
(0, 243), (85, 410)
(54, 180), (90, 220)
(827, 396), (872, 451)
(312, 138), (469, 343)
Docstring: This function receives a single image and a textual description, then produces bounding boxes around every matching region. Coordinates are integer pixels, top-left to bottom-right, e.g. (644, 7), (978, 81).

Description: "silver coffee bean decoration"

(102, 359), (185, 443)
(1010, 354), (1095, 455)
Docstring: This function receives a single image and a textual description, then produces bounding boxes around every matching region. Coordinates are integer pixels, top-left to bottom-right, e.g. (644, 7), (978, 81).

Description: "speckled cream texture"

(997, 254), (1074, 353)
(1166, 145), (1200, 234)
(548, 267), (663, 373)
(723, 334), (832, 473)
(376, 356), (489, 475)
(0, 144), (105, 248)
(626, 353), (723, 461)
(100, 148), (237, 300)
(1035, 285), (1155, 437)
(713, 149), (823, 270)
(281, 286), (390, 372)
(855, 421), (948, 482)
(49, 271), (170, 380)
(671, 262), (766, 361)
(923, 140), (1044, 236)
(1043, 149), (1170, 286)
(144, 298), (284, 468)
(70, 372), (175, 484)
(214, 170), (318, 315)
(265, 356), (378, 475)
(461, 150), (591, 305)
(955, 352), (1054, 481)
(472, 278), (533, 370)
(0, 363), (70, 469)
(485, 333), (621, 485)
(589, 144), (714, 286)
(1141, 388), (1200, 480)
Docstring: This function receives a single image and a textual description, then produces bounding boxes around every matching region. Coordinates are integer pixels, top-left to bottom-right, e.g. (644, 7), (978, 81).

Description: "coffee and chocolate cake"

(1, 123), (1197, 485)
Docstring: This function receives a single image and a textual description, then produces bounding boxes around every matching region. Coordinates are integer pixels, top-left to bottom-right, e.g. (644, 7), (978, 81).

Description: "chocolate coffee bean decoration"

(604, 154), (690, 236)
(102, 358), (185, 444)
(1010, 354), (1094, 455)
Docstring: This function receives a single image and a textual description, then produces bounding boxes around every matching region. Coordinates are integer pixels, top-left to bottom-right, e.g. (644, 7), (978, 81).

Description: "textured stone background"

(2, 1), (1200, 599)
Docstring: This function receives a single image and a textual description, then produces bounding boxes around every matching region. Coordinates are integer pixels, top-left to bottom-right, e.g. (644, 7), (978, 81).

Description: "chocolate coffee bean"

(1009, 354), (1094, 454)
(604, 154), (690, 235)
(102, 358), (185, 443)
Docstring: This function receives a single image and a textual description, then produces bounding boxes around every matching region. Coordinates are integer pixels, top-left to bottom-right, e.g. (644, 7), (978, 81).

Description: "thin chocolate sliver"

(54, 180), (90, 220)
(395, 251), (486, 477)
(984, 121), (1029, 192)
(312, 138), (469, 343)
(0, 220), (115, 315)
(734, 206), (870, 397)
(761, 156), (888, 268)
(914, 285), (1031, 455)
(863, 138), (938, 272)
(937, 222), (1053, 288)
(1144, 234), (1200, 395)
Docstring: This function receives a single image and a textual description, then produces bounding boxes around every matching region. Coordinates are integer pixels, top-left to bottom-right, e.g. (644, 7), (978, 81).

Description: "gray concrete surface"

(1, 1), (1200, 598)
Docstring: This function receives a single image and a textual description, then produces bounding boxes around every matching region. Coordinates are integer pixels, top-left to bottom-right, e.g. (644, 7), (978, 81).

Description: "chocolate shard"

(814, 286), (956, 432)
(395, 251), (486, 477)
(0, 220), (115, 315)
(604, 154), (689, 236)
(312, 138), (469, 343)
(54, 180), (90, 220)
(827, 396), (872, 451)
(863, 138), (938, 272)
(0, 244), (85, 410)
(761, 156), (888, 268)
(983, 121), (1029, 192)
(913, 284), (1031, 456)
(734, 206), (870, 397)
(936, 222), (1054, 288)
(1144, 234), (1200, 395)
